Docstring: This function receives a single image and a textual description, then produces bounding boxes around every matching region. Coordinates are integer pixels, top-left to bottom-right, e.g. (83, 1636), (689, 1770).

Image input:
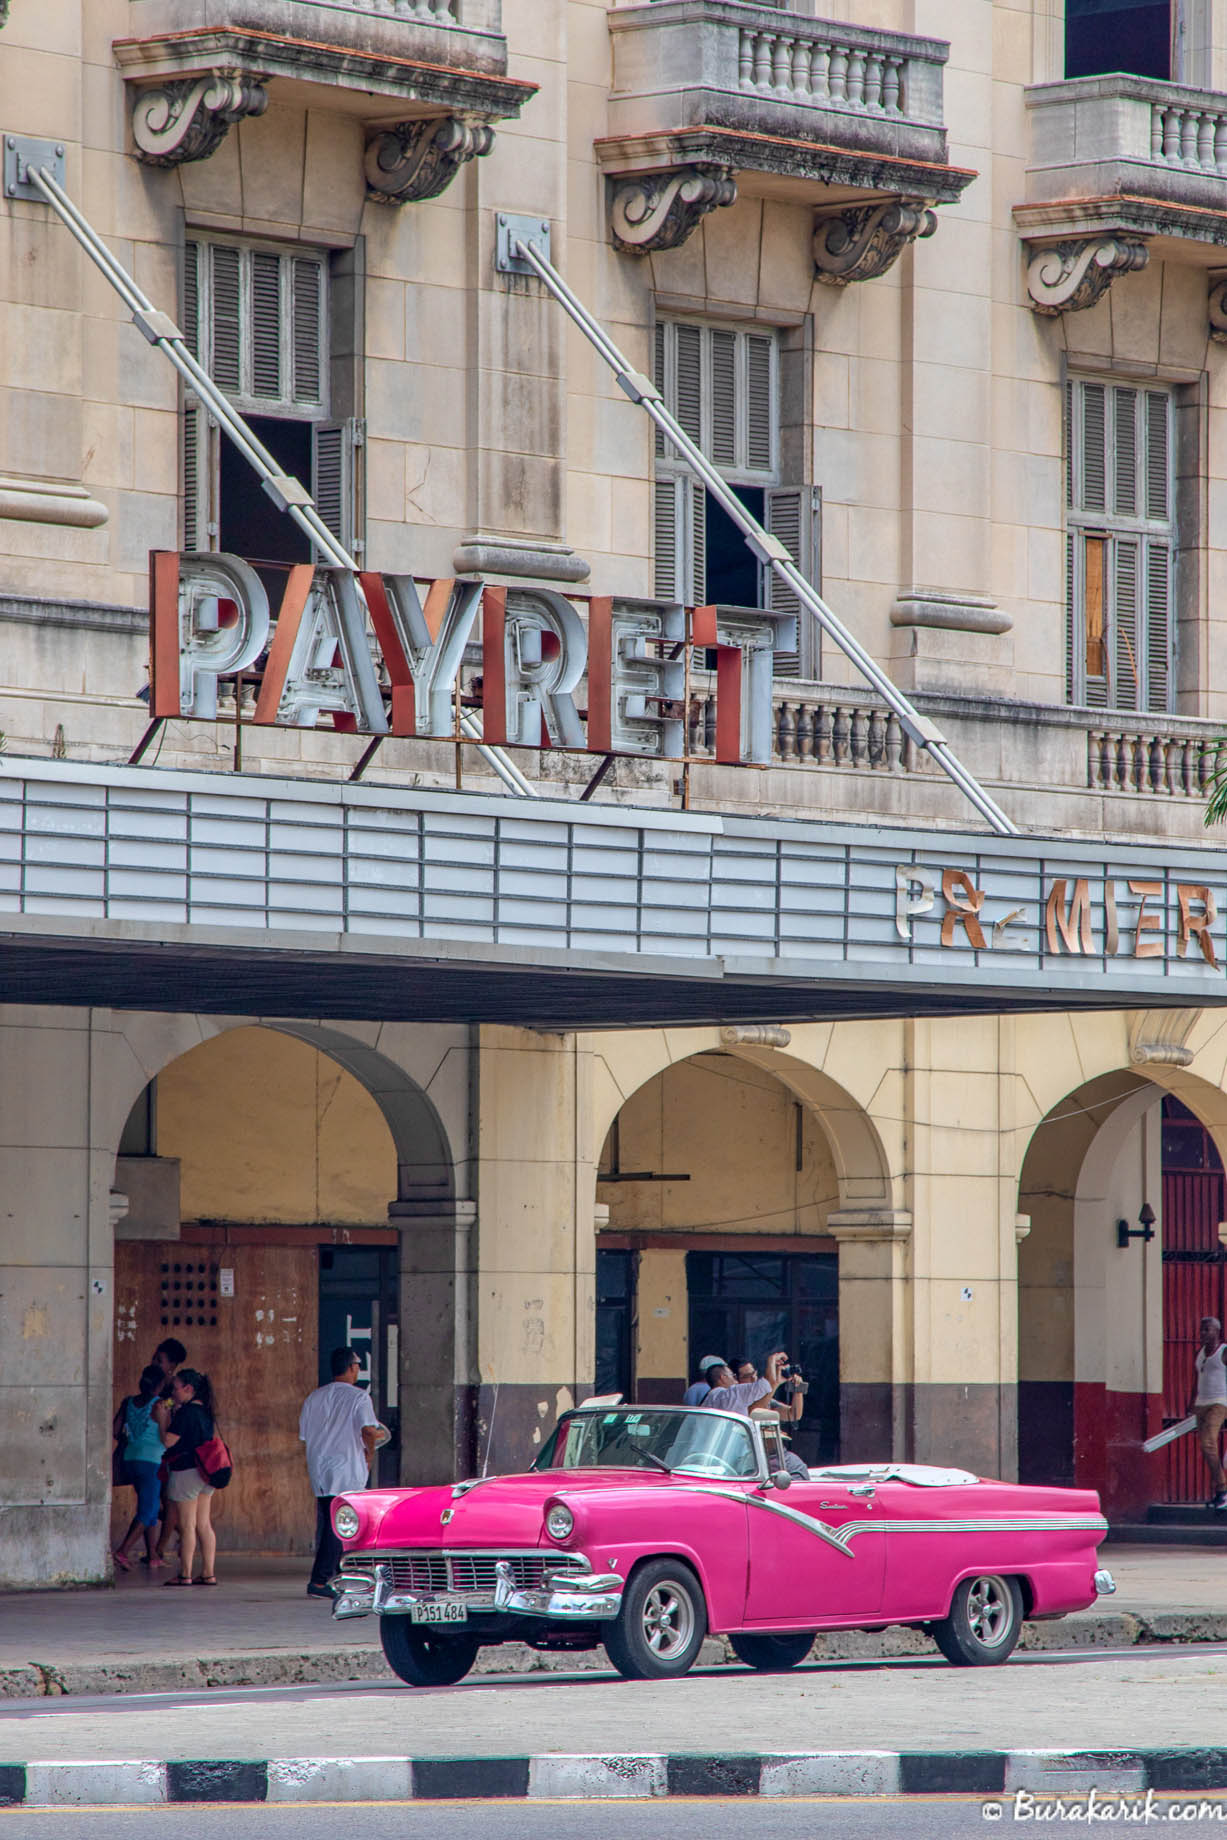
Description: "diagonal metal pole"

(512, 234), (1020, 839)
(23, 162), (537, 800)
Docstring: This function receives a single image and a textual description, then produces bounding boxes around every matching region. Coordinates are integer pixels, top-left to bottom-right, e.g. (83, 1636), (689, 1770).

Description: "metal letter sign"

(149, 551), (786, 766)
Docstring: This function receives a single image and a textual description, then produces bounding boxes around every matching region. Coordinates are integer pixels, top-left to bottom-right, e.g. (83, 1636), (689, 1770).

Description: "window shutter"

(674, 323), (703, 445)
(1064, 379), (1074, 510)
(1083, 534), (1109, 708)
(182, 402), (215, 553)
(1112, 386), (1137, 516)
(1145, 539), (1171, 712)
(1081, 381), (1106, 512)
(710, 329), (737, 468)
(292, 257), (324, 406)
(183, 241), (201, 361)
(764, 486), (819, 679)
(312, 418), (361, 555)
(689, 477), (706, 605)
(745, 334), (773, 473)
(653, 474), (681, 599)
(210, 244), (242, 394)
(1114, 536), (1140, 711)
(653, 321), (667, 460)
(1145, 390), (1170, 521)
(250, 251), (282, 401)
(1065, 531), (1077, 702)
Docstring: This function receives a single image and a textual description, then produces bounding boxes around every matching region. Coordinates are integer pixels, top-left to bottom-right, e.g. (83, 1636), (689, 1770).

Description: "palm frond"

(1204, 739), (1227, 826)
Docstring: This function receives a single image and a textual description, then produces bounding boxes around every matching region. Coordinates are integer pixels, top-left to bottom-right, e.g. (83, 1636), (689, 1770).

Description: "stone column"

(828, 1208), (913, 1461)
(0, 1010), (114, 1587)
(473, 1026), (595, 1474)
(387, 1196), (477, 1484)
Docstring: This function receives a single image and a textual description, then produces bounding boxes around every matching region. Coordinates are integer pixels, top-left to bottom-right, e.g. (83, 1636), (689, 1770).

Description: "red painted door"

(1161, 1100), (1227, 1504)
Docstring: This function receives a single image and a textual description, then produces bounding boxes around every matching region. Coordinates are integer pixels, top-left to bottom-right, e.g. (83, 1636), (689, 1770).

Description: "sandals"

(112, 1549), (132, 1573)
(195, 1576), (218, 1586)
(164, 1574), (194, 1586)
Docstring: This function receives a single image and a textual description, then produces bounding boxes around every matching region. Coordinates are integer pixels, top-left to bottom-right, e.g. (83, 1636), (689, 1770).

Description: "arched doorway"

(1159, 1095), (1227, 1505)
(110, 1023), (451, 1553)
(594, 1048), (847, 1469)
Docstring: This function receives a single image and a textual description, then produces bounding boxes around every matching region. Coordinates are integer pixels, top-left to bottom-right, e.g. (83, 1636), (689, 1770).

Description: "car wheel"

(932, 1574), (1023, 1667)
(379, 1616), (481, 1687)
(603, 1558), (707, 1681)
(729, 1631), (816, 1671)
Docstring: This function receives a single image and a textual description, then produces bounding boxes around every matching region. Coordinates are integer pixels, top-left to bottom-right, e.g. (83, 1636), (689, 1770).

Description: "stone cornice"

(595, 126), (975, 208)
(826, 1209), (913, 1244)
(1015, 194), (1227, 253)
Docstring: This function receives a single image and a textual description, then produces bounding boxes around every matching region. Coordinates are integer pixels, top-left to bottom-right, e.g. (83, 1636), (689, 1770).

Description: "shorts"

(127, 1459), (163, 1527)
(167, 1467), (215, 1504)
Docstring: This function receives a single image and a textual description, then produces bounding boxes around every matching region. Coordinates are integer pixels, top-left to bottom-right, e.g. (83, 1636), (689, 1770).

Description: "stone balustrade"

(689, 685), (912, 773)
(1087, 722), (1220, 799)
(736, 23), (911, 121)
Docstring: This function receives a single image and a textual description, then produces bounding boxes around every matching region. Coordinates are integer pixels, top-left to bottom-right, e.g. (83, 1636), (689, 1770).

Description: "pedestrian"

(682, 1354), (727, 1406)
(1188, 1316), (1227, 1511)
(112, 1364), (167, 1572)
(703, 1350), (809, 1476)
(299, 1346), (382, 1599)
(115, 1337), (187, 1566)
(159, 1368), (219, 1585)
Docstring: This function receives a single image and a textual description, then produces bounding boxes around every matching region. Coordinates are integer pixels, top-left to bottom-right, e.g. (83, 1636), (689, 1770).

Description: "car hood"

(342, 1467), (675, 1552)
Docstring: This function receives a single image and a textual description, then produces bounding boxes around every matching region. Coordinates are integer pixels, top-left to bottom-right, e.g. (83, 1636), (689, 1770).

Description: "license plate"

(410, 1601), (468, 1625)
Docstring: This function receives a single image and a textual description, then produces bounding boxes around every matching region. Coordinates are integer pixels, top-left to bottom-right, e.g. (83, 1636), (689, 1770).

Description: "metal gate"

(1161, 1099), (1226, 1503)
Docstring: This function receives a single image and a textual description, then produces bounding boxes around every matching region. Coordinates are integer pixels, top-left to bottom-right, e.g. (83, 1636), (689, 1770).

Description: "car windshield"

(533, 1408), (759, 1480)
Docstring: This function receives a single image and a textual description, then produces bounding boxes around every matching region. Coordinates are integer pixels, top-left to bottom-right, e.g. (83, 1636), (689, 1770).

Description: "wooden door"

(1160, 1100), (1227, 1504)
(113, 1242), (318, 1553)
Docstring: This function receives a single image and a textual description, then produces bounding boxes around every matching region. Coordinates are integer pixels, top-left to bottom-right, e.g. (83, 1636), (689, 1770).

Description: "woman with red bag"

(158, 1369), (220, 1586)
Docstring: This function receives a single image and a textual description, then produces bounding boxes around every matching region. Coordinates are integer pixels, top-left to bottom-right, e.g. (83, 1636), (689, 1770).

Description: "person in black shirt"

(158, 1368), (219, 1586)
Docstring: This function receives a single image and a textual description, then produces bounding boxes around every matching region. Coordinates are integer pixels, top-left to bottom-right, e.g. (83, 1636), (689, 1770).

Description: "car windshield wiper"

(636, 1451), (673, 1474)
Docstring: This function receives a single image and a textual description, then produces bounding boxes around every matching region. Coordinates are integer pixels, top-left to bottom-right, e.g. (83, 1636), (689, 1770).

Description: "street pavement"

(1, 1545), (1224, 1701)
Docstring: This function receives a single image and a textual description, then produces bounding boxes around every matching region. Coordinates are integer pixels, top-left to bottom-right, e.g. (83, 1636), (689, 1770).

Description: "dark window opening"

(1065, 0), (1171, 80)
(595, 1248), (634, 1399)
(220, 415), (312, 607)
(705, 486), (765, 609)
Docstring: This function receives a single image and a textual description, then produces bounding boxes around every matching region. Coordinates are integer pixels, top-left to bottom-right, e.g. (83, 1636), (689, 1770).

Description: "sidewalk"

(0, 1544), (1224, 1701)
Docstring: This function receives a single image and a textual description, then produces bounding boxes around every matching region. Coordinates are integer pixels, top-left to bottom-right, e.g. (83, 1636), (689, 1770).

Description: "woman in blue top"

(113, 1365), (167, 1572)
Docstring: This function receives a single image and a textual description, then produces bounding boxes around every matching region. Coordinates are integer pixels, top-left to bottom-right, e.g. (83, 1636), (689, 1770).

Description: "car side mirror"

(771, 1469), (792, 1490)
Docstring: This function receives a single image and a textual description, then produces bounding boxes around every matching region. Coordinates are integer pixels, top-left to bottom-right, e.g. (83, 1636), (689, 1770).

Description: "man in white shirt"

(299, 1345), (381, 1598)
(1188, 1316), (1227, 1511)
(703, 1350), (809, 1476)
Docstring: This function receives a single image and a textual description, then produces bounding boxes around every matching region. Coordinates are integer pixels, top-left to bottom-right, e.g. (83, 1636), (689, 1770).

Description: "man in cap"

(682, 1354), (727, 1407)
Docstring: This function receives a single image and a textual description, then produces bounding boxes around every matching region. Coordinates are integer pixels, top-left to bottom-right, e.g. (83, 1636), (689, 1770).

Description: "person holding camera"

(703, 1350), (809, 1477)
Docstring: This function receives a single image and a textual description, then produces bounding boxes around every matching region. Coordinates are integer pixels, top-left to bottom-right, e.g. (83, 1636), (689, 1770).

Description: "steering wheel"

(674, 1454), (740, 1477)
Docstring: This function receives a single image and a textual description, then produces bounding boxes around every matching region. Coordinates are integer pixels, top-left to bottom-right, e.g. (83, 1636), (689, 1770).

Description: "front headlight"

(545, 1502), (574, 1541)
(333, 1501), (361, 1540)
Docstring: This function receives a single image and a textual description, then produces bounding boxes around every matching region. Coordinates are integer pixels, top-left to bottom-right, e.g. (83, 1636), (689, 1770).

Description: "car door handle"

(848, 1485), (876, 1499)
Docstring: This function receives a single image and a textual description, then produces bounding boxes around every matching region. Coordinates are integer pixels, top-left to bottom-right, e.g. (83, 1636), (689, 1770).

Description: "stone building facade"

(3, 0), (1227, 1583)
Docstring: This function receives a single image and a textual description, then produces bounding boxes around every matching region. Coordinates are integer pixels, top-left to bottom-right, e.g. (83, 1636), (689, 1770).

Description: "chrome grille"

(340, 1551), (583, 1595)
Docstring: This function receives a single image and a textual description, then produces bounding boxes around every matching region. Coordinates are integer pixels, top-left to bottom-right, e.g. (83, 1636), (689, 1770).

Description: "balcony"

(113, 0), (535, 194)
(598, 1), (972, 255)
(1018, 75), (1227, 310)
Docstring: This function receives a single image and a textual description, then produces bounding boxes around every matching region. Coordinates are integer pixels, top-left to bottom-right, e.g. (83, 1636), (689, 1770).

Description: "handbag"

(195, 1433), (233, 1490)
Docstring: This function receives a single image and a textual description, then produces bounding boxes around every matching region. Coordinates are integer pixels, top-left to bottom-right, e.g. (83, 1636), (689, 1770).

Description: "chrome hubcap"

(642, 1580), (694, 1657)
(966, 1575), (1011, 1646)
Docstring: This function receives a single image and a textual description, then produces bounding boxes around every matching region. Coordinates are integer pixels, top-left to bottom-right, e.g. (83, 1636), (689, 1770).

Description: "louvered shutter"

(1145, 540), (1171, 711)
(689, 476), (706, 605)
(1081, 381), (1106, 512)
(1065, 531), (1077, 702)
(1145, 391), (1169, 521)
(745, 334), (773, 473)
(292, 257), (324, 406)
(1064, 380), (1074, 510)
(210, 244), (242, 394)
(764, 486), (820, 678)
(184, 241), (201, 360)
(312, 419), (361, 555)
(182, 403), (216, 553)
(653, 474), (681, 599)
(250, 251), (282, 401)
(1113, 386), (1137, 516)
(674, 323), (703, 446)
(653, 321), (667, 459)
(1114, 537), (1140, 711)
(710, 329), (736, 468)
(1084, 534), (1109, 708)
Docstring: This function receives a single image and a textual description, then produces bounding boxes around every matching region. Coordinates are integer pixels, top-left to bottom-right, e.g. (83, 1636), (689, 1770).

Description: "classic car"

(329, 1402), (1114, 1687)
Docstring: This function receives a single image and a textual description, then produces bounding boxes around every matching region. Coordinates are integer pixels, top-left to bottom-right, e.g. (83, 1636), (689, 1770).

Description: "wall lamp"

(1117, 1202), (1156, 1250)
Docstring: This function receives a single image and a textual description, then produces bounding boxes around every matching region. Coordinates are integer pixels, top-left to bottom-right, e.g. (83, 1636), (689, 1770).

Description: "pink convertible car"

(329, 1403), (1114, 1687)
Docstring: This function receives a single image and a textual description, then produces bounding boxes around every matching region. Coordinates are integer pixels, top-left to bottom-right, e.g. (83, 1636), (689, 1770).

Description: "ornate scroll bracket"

(609, 165), (736, 254)
(1025, 237), (1148, 315)
(1209, 275), (1227, 344)
(132, 71), (268, 167)
(813, 199), (936, 286)
(365, 117), (494, 205)
(1128, 1009), (1200, 1068)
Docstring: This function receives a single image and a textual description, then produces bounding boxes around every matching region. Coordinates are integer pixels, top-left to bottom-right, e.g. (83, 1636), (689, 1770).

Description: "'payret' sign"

(149, 552), (796, 765)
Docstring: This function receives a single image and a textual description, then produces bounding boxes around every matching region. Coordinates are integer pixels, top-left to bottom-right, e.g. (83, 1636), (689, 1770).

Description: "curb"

(3, 1751), (1227, 1804)
(4, 1608), (1226, 1701)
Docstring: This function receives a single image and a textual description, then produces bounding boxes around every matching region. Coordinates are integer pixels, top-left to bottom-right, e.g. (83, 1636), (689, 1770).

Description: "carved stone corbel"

(1026, 237), (1148, 315)
(1209, 275), (1227, 344)
(131, 72), (268, 167)
(813, 199), (936, 286)
(365, 117), (494, 205)
(609, 166), (736, 254)
(1128, 1009), (1200, 1067)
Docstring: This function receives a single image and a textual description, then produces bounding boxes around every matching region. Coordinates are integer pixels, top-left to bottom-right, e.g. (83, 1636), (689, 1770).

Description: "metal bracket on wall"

(495, 213), (550, 276)
(3, 135), (65, 200)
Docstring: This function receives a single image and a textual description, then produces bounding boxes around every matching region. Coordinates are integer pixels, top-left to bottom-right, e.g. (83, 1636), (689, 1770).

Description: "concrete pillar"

(388, 1197), (477, 1485)
(473, 1026), (595, 1473)
(828, 1208), (913, 1461)
(0, 1011), (114, 1586)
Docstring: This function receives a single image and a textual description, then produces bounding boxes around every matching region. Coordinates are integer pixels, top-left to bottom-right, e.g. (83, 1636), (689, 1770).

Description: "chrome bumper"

(1094, 1568), (1117, 1596)
(331, 1558), (623, 1623)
